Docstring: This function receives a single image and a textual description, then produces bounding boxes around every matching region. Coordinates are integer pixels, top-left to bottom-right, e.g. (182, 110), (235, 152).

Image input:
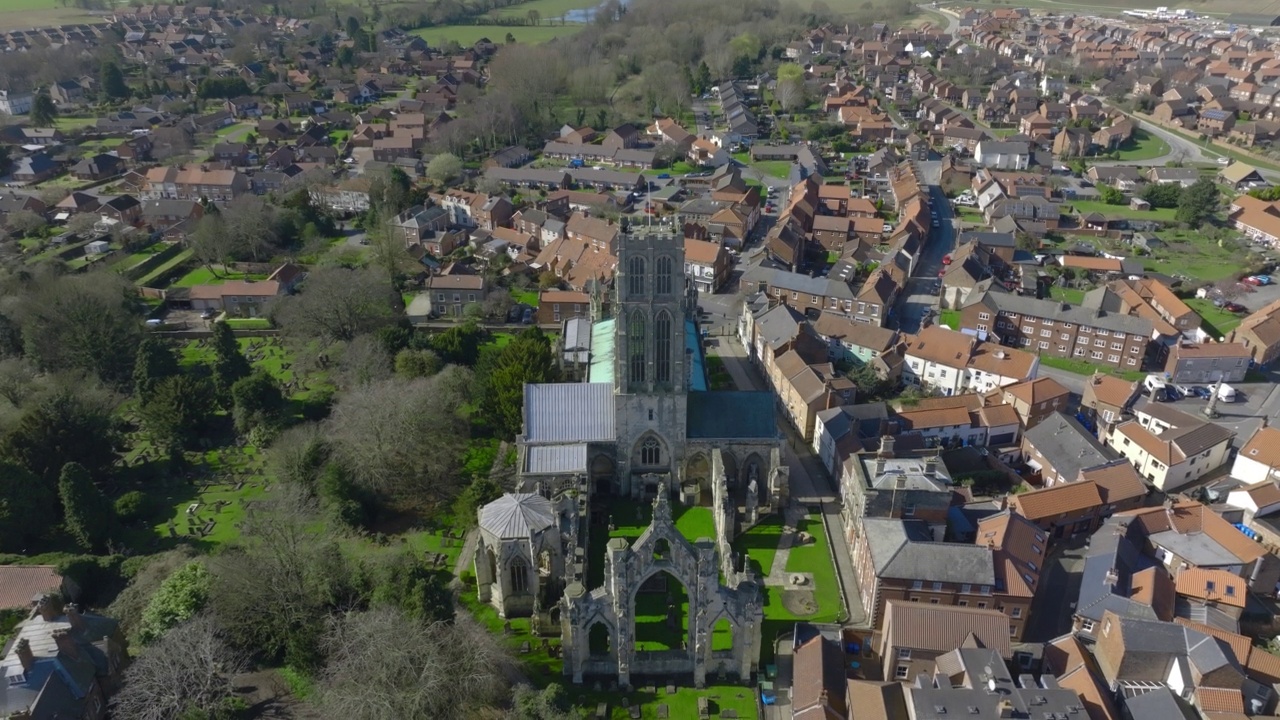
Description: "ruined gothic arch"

(630, 567), (692, 653)
(741, 452), (766, 488)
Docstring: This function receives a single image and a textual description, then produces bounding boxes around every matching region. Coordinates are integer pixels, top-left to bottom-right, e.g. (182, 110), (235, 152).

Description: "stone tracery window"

(641, 437), (661, 466)
(510, 556), (529, 594)
(656, 255), (673, 295)
(628, 255), (645, 296)
(629, 312), (646, 383)
(655, 311), (672, 383)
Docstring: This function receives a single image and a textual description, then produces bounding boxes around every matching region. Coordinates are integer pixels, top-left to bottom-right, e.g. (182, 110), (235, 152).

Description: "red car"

(942, 254), (953, 265)
(1225, 302), (1248, 313)
(1242, 276), (1262, 286)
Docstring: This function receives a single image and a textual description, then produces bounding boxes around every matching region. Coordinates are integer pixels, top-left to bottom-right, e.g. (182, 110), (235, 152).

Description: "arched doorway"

(632, 570), (690, 652)
(591, 454), (615, 496)
(588, 621), (612, 656)
(741, 453), (765, 489)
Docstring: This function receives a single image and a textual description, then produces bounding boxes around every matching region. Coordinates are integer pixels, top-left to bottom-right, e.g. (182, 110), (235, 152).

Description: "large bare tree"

(326, 367), (471, 500)
(314, 608), (513, 720)
(111, 614), (248, 720)
(270, 266), (397, 343)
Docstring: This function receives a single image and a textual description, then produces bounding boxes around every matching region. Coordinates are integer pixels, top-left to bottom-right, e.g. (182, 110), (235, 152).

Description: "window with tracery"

(629, 313), (646, 383)
(641, 437), (661, 466)
(628, 255), (645, 296)
(510, 557), (529, 594)
(655, 311), (672, 383)
(656, 256), (673, 294)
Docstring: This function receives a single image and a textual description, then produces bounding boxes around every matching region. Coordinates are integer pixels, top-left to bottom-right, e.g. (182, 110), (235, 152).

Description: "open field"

(1049, 286), (1086, 304)
(950, 0), (1254, 16)
(1115, 129), (1170, 161)
(1040, 355), (1146, 381)
(493, 0), (598, 19)
(410, 23), (583, 47)
(0, 4), (104, 32)
(1185, 298), (1244, 338)
(1139, 229), (1245, 281)
(1066, 200), (1178, 223)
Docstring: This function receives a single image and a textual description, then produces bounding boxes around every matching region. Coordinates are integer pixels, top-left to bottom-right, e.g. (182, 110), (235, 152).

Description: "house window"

(1127, 358), (1138, 365)
(1111, 343), (1123, 351)
(895, 665), (910, 679)
(1022, 326), (1034, 334)
(1012, 607), (1023, 618)
(898, 648), (912, 660)
(977, 602), (987, 609)
(1060, 333), (1070, 340)
(1039, 341), (1049, 349)
(1009, 625), (1018, 637)
(437, 293), (445, 302)
(1108, 355), (1120, 363)
(904, 503), (916, 517)
(931, 582), (942, 591)
(977, 324), (988, 332)
(1040, 329), (1051, 337)
(912, 580), (923, 590)
(859, 302), (867, 313)
(1063, 323), (1073, 329)
(979, 312), (990, 320)
(961, 584), (972, 593)
(1081, 619), (1095, 632)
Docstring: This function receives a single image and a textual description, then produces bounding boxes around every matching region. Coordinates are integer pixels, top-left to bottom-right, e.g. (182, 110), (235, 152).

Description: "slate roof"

(522, 383), (615, 443)
(1024, 412), (1116, 481)
(1076, 517), (1173, 625)
(686, 392), (777, 440)
(965, 290), (1155, 337)
(478, 493), (556, 539)
(861, 517), (994, 585)
(525, 444), (588, 475)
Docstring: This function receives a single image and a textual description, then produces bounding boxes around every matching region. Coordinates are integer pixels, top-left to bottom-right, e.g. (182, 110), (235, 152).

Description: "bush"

(139, 560), (212, 644)
(114, 490), (154, 524)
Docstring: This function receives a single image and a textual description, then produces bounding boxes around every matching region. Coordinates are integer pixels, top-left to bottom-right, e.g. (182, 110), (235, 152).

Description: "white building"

(0, 90), (33, 116)
(1106, 403), (1235, 492)
(973, 140), (1030, 171)
(901, 325), (1039, 396)
(1229, 425), (1280, 486)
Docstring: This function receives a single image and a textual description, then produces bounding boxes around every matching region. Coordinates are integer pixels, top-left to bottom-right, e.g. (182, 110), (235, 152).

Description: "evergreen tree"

(133, 337), (180, 401)
(30, 92), (57, 127)
(697, 61), (712, 95)
(477, 328), (558, 437)
(57, 462), (113, 551)
(1176, 177), (1220, 226)
(140, 375), (214, 452)
(231, 371), (285, 434)
(210, 322), (250, 399)
(101, 61), (130, 101)
(0, 461), (53, 553)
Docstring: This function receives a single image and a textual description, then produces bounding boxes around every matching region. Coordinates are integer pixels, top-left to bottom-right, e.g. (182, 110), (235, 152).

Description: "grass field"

(750, 160), (792, 179)
(1114, 129), (1170, 161)
(1185, 298), (1244, 339)
(493, 0), (598, 19)
(410, 23), (582, 47)
(1067, 200), (1178, 223)
(1039, 355), (1146, 381)
(135, 248), (193, 288)
(1140, 229), (1244, 282)
(0, 6), (103, 32)
(1049, 286), (1086, 304)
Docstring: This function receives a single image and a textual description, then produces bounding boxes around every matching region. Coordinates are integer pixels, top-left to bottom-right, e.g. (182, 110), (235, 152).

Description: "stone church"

(513, 226), (789, 505)
(475, 225), (788, 685)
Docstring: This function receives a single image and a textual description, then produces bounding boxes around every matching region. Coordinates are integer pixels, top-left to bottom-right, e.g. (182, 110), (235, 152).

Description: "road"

(891, 174), (956, 334)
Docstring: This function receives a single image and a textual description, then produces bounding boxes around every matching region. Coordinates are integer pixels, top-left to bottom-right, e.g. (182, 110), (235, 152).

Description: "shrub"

(139, 561), (212, 644)
(114, 490), (154, 524)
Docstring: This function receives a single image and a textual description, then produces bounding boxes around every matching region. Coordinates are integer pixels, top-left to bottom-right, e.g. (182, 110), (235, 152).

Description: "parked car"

(521, 308), (534, 324)
(942, 254), (953, 265)
(1225, 302), (1248, 313)
(1243, 276), (1263, 286)
(1191, 386), (1211, 398)
(1247, 275), (1273, 285)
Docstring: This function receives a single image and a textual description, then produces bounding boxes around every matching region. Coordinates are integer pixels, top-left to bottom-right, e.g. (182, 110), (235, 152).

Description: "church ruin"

(475, 225), (787, 687)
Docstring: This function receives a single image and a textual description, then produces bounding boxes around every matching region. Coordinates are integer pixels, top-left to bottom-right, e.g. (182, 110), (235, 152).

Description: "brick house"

(536, 290), (590, 325)
(1005, 460), (1147, 541)
(427, 275), (486, 317)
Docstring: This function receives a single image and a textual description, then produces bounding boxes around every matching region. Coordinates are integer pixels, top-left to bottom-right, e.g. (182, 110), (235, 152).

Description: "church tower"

(612, 227), (695, 498)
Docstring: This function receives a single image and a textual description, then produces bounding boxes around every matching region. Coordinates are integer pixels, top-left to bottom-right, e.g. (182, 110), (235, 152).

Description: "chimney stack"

(924, 457), (937, 477)
(35, 594), (62, 622)
(879, 435), (896, 459)
(65, 603), (84, 632)
(51, 629), (79, 661)
(1104, 567), (1119, 586)
(14, 639), (33, 673)
(998, 699), (1015, 718)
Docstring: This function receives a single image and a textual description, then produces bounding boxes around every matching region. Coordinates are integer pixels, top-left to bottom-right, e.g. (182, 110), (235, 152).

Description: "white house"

(901, 325), (1038, 396)
(1106, 404), (1235, 492)
(0, 90), (33, 116)
(973, 140), (1031, 171)
(1229, 425), (1280, 486)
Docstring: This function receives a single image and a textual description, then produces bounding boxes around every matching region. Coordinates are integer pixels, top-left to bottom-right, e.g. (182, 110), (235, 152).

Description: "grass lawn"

(50, 117), (97, 132)
(751, 160), (792, 179)
(1067, 200), (1178, 223)
(494, 0), (598, 18)
(410, 23), (583, 47)
(705, 355), (735, 391)
(955, 207), (984, 223)
(781, 516), (841, 622)
(1185, 298), (1243, 338)
(588, 501), (718, 587)
(1039, 355), (1146, 381)
(170, 266), (223, 288)
(732, 517), (782, 578)
(1049, 286), (1086, 304)
(939, 309), (961, 329)
(1140, 229), (1245, 282)
(135, 248), (193, 288)
(224, 318), (272, 330)
(1115, 129), (1170, 161)
(511, 289), (539, 306)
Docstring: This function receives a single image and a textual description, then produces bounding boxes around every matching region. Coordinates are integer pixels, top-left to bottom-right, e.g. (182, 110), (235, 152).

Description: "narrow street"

(712, 335), (870, 628)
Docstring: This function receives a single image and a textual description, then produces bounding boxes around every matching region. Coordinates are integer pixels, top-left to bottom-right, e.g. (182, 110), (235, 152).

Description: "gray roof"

(965, 289), (1155, 338)
(752, 302), (805, 349)
(1023, 412), (1116, 481)
(863, 457), (951, 490)
(686, 392), (778, 439)
(1076, 517), (1164, 624)
(861, 518), (995, 585)
(957, 230), (1014, 248)
(908, 648), (1085, 720)
(976, 140), (1030, 155)
(760, 267), (855, 300)
(485, 167), (570, 185)
(524, 443), (588, 474)
(1123, 687), (1197, 720)
(522, 383), (615, 443)
(478, 493), (556, 539)
(567, 167), (644, 188)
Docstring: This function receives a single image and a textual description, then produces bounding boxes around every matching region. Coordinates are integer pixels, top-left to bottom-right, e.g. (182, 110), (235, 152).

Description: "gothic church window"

(510, 557), (529, 594)
(655, 311), (672, 383)
(629, 255), (645, 296)
(641, 437), (661, 466)
(656, 256), (673, 294)
(629, 313), (646, 383)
